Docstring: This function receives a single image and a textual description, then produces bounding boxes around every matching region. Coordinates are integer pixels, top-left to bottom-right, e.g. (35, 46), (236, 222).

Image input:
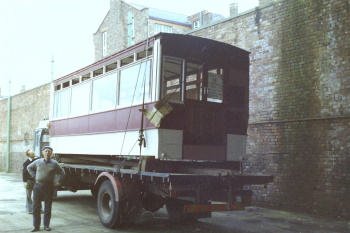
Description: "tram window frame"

(207, 68), (223, 103)
(53, 88), (70, 119)
(162, 56), (184, 103)
(118, 59), (153, 108)
(70, 81), (91, 117)
(90, 71), (118, 113)
(185, 61), (203, 101)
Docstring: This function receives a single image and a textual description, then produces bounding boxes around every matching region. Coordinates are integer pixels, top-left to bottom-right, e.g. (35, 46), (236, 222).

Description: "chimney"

(230, 3), (238, 17)
(20, 85), (26, 93)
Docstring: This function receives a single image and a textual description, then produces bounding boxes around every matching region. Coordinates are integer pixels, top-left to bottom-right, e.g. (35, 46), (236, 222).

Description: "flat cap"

(42, 146), (53, 151)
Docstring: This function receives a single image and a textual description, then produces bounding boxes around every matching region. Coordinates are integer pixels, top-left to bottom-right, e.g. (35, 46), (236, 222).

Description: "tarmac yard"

(1, 172), (348, 233)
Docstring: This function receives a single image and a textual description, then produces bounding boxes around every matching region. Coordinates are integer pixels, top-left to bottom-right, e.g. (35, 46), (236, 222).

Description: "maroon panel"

(116, 104), (155, 131)
(67, 115), (89, 135)
(50, 103), (156, 137)
(89, 111), (117, 133)
(50, 120), (68, 137)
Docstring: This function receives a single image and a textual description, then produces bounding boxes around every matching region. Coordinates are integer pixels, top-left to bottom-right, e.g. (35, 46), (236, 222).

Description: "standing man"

(22, 149), (39, 214)
(27, 146), (65, 232)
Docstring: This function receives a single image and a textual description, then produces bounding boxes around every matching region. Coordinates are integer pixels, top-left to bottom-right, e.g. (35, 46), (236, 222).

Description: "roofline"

(149, 16), (191, 27)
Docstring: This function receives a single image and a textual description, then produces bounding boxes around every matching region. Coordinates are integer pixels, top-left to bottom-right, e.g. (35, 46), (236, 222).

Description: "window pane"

(185, 62), (203, 101)
(207, 69), (223, 103)
(162, 57), (183, 101)
(53, 89), (70, 119)
(154, 24), (172, 33)
(102, 31), (107, 56)
(70, 82), (90, 117)
(91, 73), (117, 112)
(119, 60), (152, 107)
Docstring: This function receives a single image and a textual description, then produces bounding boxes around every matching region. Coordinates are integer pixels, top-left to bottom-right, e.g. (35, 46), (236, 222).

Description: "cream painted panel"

(158, 129), (183, 159)
(227, 134), (247, 161)
(50, 129), (159, 157)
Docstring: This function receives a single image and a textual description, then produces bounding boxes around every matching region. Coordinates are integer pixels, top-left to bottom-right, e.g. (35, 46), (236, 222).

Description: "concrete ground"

(1, 172), (349, 233)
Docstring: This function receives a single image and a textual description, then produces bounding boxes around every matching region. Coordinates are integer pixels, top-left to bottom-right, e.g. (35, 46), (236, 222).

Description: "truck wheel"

(97, 180), (122, 228)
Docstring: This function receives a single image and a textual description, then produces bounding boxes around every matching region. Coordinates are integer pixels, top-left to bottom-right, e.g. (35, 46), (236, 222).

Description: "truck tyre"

(97, 180), (122, 228)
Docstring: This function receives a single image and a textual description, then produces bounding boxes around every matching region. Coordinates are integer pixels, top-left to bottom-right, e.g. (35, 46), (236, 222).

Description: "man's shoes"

(44, 226), (51, 231)
(31, 227), (40, 232)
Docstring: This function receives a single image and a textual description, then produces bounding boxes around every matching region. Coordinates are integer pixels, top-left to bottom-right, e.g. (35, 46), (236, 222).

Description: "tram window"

(62, 81), (70, 88)
(185, 62), (203, 101)
(53, 89), (70, 119)
(91, 73), (117, 112)
(93, 68), (103, 77)
(72, 77), (80, 85)
(82, 73), (90, 81)
(118, 60), (152, 107)
(162, 57), (183, 101)
(121, 55), (134, 67)
(207, 69), (223, 103)
(137, 48), (153, 60)
(106, 62), (118, 72)
(70, 82), (90, 117)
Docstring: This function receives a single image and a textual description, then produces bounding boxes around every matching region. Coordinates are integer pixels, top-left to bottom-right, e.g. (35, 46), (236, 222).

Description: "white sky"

(0, 0), (258, 96)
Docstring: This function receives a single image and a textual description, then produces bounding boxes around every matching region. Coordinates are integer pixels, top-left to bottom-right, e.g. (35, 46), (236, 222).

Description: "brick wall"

(0, 84), (50, 173)
(190, 0), (349, 218)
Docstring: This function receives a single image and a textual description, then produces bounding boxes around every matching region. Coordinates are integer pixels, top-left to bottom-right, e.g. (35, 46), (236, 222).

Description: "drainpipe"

(6, 79), (11, 173)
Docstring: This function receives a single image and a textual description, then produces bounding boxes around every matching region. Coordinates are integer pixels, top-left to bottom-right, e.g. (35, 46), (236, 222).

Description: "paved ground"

(0, 172), (349, 233)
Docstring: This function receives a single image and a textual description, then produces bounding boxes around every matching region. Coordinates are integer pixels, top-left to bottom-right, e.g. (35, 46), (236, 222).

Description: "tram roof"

(54, 33), (249, 85)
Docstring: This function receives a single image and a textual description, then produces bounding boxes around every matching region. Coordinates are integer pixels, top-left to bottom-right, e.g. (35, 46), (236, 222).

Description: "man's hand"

(24, 182), (29, 189)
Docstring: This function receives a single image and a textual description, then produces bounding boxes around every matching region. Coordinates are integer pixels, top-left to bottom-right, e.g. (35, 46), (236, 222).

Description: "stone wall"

(0, 83), (50, 173)
(189, 0), (349, 218)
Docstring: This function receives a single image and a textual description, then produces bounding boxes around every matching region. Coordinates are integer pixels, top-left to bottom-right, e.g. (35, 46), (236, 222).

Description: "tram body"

(50, 33), (249, 162)
(43, 34), (274, 228)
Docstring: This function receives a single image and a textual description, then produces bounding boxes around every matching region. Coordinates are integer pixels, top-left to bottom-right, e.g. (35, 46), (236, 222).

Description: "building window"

(193, 20), (200, 29)
(127, 12), (134, 46)
(102, 31), (107, 56)
(154, 24), (172, 34)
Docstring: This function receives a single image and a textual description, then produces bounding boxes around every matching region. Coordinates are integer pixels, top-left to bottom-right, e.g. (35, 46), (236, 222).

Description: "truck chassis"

(56, 154), (273, 228)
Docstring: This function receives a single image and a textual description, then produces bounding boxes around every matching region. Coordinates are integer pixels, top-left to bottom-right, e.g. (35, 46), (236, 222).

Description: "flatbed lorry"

(34, 33), (273, 228)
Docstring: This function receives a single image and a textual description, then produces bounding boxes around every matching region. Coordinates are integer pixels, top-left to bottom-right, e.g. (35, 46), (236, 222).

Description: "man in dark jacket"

(22, 149), (39, 214)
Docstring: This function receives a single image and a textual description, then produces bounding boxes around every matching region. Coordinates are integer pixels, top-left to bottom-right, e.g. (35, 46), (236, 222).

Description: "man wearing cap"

(27, 146), (65, 232)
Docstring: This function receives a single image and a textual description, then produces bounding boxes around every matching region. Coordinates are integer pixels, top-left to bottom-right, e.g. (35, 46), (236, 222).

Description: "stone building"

(0, 0), (349, 219)
(93, 0), (224, 60)
(0, 84), (50, 173)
